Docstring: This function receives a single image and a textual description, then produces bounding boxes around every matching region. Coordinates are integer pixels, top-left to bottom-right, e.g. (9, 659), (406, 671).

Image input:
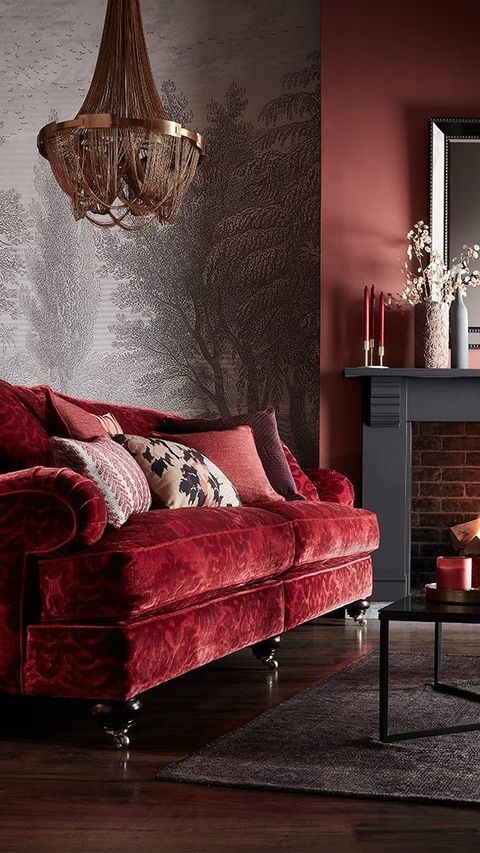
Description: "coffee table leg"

(379, 618), (389, 741)
(434, 621), (443, 687)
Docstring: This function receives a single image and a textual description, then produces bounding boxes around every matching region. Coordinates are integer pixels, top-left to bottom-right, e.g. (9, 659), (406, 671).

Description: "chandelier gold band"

(37, 113), (205, 158)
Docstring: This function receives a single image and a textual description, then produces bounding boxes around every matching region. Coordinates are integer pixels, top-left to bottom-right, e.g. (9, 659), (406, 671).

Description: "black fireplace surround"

(345, 368), (480, 599)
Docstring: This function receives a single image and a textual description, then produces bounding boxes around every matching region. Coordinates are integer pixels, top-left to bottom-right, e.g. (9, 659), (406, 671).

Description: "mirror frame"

(430, 117), (480, 348)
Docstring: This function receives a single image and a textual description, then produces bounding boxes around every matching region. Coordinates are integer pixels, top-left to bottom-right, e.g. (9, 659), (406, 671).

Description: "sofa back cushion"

(0, 381), (51, 472)
(51, 436), (152, 527)
(116, 434), (241, 509)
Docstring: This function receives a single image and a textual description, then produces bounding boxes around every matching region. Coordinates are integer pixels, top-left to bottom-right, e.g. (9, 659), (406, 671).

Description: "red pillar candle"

(436, 556), (472, 590)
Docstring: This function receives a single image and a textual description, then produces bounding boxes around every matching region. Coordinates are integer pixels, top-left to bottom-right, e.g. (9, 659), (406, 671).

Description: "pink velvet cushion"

(116, 434), (241, 509)
(50, 436), (151, 527)
(155, 426), (284, 505)
(46, 389), (123, 440)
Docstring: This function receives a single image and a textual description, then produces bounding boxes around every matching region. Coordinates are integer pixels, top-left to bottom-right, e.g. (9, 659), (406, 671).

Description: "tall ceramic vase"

(414, 302), (449, 368)
(450, 289), (469, 368)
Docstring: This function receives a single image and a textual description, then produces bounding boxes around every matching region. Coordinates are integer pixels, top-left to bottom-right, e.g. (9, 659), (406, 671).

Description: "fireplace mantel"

(345, 368), (480, 598)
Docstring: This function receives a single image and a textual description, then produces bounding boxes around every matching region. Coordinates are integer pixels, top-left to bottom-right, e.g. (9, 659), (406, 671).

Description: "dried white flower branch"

(401, 221), (480, 305)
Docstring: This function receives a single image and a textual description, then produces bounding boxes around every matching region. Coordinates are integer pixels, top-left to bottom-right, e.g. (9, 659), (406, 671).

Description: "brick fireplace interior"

(411, 422), (480, 588)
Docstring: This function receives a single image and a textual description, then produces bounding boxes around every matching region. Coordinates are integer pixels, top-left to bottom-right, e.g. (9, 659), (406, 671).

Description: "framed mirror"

(430, 117), (480, 348)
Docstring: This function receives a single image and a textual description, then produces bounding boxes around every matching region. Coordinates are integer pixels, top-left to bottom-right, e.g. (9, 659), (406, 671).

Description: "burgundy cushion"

(38, 506), (295, 622)
(24, 581), (286, 700)
(282, 556), (373, 630)
(281, 443), (320, 502)
(0, 381), (51, 472)
(255, 500), (379, 566)
(159, 408), (301, 500)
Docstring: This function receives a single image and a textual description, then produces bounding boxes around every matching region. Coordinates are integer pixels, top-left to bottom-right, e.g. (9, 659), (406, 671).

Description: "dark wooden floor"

(2, 617), (480, 853)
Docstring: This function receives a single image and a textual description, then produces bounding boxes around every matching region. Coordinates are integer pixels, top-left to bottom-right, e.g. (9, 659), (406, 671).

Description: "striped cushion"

(50, 436), (151, 527)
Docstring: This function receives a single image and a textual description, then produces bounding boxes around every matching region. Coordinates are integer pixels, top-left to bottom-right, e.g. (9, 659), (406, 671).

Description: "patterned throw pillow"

(50, 436), (151, 527)
(115, 434), (241, 509)
(46, 389), (123, 440)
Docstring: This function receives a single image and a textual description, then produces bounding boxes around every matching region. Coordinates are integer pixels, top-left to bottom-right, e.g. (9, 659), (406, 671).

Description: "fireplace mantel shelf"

(345, 367), (480, 379)
(344, 367), (480, 599)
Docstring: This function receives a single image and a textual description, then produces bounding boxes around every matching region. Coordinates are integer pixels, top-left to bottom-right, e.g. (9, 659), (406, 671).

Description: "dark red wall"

(320, 0), (480, 487)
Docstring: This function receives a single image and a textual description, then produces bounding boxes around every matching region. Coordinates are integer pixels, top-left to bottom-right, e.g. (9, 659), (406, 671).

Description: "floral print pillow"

(115, 435), (241, 509)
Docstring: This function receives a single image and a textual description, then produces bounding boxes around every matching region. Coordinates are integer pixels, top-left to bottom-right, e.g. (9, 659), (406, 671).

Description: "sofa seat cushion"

(255, 500), (379, 566)
(37, 506), (295, 622)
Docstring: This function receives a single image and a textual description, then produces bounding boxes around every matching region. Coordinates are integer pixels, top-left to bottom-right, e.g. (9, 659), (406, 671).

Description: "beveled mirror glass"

(430, 118), (480, 348)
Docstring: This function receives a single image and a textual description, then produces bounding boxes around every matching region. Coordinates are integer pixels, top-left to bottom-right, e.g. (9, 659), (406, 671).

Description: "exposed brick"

(442, 498), (480, 513)
(414, 435), (443, 451)
(412, 451), (422, 467)
(418, 543), (442, 558)
(421, 451), (464, 467)
(443, 468), (480, 482)
(418, 482), (465, 498)
(419, 512), (464, 527)
(411, 543), (420, 557)
(410, 557), (436, 573)
(412, 422), (420, 436)
(415, 497), (442, 512)
(411, 527), (440, 543)
(420, 422), (465, 435)
(412, 467), (441, 483)
(412, 482), (421, 497)
(443, 436), (480, 451)
(466, 484), (480, 497)
(465, 452), (480, 465)
(464, 423), (480, 435)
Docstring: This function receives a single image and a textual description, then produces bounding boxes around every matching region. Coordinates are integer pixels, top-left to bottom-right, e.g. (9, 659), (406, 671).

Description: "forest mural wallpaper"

(0, 0), (320, 465)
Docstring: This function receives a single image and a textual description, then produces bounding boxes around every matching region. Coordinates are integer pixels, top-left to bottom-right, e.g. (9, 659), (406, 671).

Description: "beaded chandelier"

(37, 0), (204, 231)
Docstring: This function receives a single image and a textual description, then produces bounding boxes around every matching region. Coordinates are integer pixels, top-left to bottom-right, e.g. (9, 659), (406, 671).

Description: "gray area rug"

(156, 653), (480, 805)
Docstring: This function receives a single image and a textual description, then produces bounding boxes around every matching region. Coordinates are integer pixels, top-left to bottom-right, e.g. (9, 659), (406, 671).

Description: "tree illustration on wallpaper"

(22, 155), (100, 391)
(100, 53), (319, 464)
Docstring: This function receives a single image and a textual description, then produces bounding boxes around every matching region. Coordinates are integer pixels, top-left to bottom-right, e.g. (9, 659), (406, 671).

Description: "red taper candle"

(369, 285), (375, 365)
(370, 285), (376, 342)
(378, 291), (385, 367)
(363, 286), (370, 366)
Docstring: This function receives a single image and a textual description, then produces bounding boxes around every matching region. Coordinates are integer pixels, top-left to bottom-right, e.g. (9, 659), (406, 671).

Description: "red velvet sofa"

(0, 382), (379, 747)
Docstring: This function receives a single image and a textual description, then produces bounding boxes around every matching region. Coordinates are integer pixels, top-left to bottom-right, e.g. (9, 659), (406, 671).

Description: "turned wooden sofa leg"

(91, 697), (143, 749)
(251, 635), (282, 670)
(346, 599), (370, 627)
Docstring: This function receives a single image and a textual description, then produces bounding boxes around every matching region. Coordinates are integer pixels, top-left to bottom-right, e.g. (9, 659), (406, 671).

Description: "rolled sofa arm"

(0, 467), (107, 694)
(304, 468), (355, 507)
(0, 466), (107, 552)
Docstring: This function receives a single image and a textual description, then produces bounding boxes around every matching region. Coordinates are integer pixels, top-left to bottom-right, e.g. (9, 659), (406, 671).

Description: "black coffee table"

(379, 595), (480, 742)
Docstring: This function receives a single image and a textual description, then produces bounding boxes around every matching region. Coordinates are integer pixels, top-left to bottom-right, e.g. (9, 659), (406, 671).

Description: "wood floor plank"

(1, 617), (480, 852)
